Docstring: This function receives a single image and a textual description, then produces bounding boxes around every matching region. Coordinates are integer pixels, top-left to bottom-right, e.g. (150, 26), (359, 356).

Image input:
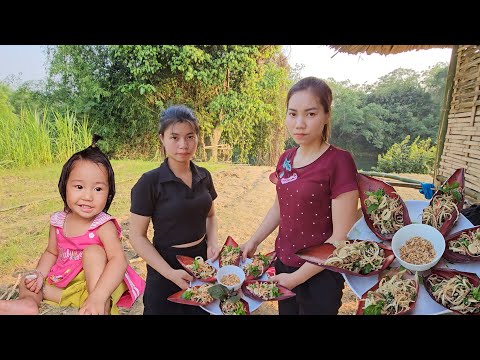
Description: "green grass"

(0, 106), (91, 169)
(0, 159), (229, 281)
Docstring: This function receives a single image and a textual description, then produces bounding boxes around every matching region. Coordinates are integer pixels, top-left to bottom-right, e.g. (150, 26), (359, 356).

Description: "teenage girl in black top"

(129, 105), (220, 315)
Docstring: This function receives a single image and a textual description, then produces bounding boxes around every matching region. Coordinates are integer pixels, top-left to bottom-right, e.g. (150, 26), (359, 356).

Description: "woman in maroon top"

(241, 77), (359, 315)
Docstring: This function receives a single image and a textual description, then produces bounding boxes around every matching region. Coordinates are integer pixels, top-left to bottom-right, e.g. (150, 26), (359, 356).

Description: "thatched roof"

(329, 45), (452, 56)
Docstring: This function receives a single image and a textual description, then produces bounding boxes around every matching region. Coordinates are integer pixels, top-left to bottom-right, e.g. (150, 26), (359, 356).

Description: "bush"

(375, 135), (436, 174)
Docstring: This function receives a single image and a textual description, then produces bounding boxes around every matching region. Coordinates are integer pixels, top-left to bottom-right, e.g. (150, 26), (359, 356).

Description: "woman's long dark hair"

(58, 135), (116, 213)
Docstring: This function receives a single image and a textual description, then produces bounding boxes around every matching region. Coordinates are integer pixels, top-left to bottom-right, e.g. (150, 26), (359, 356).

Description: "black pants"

(275, 260), (344, 315)
(461, 204), (480, 226)
(143, 239), (209, 315)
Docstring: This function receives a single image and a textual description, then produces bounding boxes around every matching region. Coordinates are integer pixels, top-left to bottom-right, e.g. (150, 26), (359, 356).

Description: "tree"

(111, 45), (285, 162)
(376, 135), (436, 174)
(363, 68), (438, 149)
(45, 45), (290, 164)
(330, 80), (386, 153)
(422, 62), (448, 132)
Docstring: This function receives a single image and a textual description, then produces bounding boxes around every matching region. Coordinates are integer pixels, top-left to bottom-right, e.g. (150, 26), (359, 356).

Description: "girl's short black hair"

(57, 135), (115, 213)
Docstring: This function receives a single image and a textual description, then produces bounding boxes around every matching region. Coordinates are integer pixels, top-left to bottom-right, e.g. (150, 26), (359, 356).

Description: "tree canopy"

(2, 46), (447, 167)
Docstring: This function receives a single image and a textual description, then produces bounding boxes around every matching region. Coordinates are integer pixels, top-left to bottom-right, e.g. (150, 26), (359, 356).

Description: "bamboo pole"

(358, 170), (426, 184)
(434, 45), (459, 186)
(386, 182), (423, 189)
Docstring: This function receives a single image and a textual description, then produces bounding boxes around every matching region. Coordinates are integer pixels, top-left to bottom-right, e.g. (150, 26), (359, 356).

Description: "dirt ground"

(0, 165), (431, 315)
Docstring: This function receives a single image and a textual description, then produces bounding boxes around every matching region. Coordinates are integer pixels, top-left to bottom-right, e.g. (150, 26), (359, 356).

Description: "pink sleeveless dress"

(47, 211), (145, 308)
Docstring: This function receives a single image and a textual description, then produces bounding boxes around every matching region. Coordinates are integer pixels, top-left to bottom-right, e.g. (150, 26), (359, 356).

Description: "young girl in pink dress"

(0, 135), (145, 315)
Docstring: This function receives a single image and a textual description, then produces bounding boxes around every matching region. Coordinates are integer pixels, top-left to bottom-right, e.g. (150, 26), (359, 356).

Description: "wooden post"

(434, 45), (459, 187)
(210, 127), (223, 162)
(197, 131), (207, 161)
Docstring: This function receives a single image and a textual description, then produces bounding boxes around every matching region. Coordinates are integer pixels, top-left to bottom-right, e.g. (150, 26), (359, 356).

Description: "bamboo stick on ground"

(0, 289), (8, 300)
(40, 308), (52, 315)
(6, 274), (22, 300)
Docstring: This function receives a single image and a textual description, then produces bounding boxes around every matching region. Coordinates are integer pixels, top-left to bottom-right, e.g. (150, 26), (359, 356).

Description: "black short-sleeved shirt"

(130, 158), (217, 249)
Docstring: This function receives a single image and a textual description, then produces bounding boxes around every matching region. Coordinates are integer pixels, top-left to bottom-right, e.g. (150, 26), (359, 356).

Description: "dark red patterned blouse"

(272, 145), (358, 267)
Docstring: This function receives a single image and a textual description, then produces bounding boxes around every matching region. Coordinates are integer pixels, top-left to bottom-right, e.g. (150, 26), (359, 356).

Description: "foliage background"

(0, 45), (447, 172)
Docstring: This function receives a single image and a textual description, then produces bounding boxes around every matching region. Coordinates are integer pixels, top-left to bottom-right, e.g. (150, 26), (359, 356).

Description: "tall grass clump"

(17, 108), (53, 167)
(0, 89), (18, 168)
(53, 111), (91, 163)
(0, 106), (53, 168)
(0, 103), (92, 169)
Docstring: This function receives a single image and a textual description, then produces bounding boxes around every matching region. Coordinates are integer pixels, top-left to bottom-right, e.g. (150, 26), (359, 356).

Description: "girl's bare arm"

(25, 225), (59, 294)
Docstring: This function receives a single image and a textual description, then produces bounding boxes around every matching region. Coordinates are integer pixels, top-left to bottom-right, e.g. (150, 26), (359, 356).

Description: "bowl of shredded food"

(392, 223), (445, 272)
(216, 265), (245, 291)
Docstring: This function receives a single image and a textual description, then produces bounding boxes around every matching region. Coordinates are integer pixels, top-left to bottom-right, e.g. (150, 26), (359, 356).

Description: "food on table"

(245, 281), (281, 301)
(242, 251), (276, 279)
(220, 273), (240, 287)
(220, 298), (249, 315)
(167, 283), (216, 306)
(242, 280), (296, 301)
(219, 236), (241, 267)
(220, 245), (241, 266)
(324, 240), (387, 275)
(181, 284), (215, 305)
(207, 283), (250, 315)
(422, 168), (464, 236)
(176, 255), (217, 282)
(186, 256), (216, 279)
(448, 227), (480, 258)
(359, 268), (418, 315)
(425, 270), (480, 315)
(399, 236), (436, 265)
(356, 173), (411, 241)
(364, 188), (405, 236)
(296, 240), (395, 277)
(422, 182), (461, 230)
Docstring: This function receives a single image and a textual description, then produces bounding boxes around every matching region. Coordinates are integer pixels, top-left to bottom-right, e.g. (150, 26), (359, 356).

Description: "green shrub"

(375, 135), (436, 174)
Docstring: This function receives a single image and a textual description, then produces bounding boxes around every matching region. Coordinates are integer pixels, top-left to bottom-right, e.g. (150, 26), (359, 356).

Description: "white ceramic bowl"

(216, 265), (245, 291)
(391, 223), (445, 272)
